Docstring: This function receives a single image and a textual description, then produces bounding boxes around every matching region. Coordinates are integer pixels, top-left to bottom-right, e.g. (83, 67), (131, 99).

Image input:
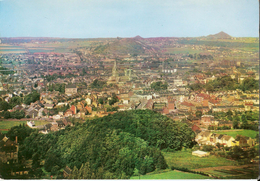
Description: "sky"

(0, 0), (259, 38)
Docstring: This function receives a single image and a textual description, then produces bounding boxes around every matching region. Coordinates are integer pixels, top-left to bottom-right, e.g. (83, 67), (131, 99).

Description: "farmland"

(194, 164), (259, 179)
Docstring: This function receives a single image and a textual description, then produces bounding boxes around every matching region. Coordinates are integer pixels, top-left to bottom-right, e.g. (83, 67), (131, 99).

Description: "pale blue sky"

(0, 0), (258, 38)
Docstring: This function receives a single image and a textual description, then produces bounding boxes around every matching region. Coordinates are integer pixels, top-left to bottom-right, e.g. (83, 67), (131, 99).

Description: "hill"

(93, 38), (158, 55)
(207, 31), (232, 39)
(14, 110), (195, 179)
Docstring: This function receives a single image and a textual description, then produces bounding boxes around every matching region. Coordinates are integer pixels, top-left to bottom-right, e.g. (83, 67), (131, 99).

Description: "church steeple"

(112, 61), (118, 77)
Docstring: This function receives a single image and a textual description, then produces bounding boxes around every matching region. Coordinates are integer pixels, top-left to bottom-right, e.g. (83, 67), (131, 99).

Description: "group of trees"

(97, 93), (119, 106)
(0, 96), (23, 111)
(188, 76), (258, 92)
(2, 110), (25, 119)
(90, 79), (107, 89)
(151, 81), (168, 91)
(211, 110), (258, 131)
(13, 110), (195, 179)
(23, 91), (40, 105)
(47, 83), (66, 93)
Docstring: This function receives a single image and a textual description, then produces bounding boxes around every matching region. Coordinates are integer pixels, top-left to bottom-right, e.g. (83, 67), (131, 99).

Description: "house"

(0, 136), (19, 163)
(191, 124), (201, 133)
(235, 135), (255, 148)
(65, 84), (77, 95)
(70, 105), (77, 115)
(56, 121), (65, 128)
(64, 110), (73, 117)
(85, 105), (92, 113)
(195, 131), (212, 145)
(85, 97), (92, 105)
(50, 122), (59, 132)
(221, 135), (236, 147)
(201, 115), (215, 127)
(27, 121), (36, 128)
(179, 101), (196, 112)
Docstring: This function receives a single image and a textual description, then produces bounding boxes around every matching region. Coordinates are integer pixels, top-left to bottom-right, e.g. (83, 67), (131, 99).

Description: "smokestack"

(15, 136), (18, 144)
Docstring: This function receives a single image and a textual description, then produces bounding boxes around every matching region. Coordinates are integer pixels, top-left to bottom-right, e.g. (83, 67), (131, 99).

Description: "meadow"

(162, 150), (239, 170)
(212, 129), (258, 139)
(0, 120), (50, 133)
(130, 169), (210, 179)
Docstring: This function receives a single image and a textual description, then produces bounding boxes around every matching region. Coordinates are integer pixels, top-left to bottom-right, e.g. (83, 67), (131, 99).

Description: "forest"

(1, 110), (195, 179)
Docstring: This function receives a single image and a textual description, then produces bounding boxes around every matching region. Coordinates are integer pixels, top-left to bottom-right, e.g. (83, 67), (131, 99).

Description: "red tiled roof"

(181, 101), (194, 107)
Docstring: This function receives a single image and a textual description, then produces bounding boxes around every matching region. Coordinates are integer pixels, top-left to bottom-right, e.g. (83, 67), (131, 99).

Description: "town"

(0, 32), (259, 179)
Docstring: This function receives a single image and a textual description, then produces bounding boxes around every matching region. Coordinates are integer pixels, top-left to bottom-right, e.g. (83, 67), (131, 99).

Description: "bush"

(51, 165), (60, 175)
(202, 145), (214, 152)
(170, 166), (175, 170)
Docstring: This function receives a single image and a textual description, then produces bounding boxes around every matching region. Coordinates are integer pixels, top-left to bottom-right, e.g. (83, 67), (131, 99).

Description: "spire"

(112, 61), (118, 77)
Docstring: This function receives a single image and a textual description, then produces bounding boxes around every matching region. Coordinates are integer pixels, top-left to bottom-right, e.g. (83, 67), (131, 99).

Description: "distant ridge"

(133, 35), (144, 39)
(94, 37), (157, 55)
(207, 31), (232, 39)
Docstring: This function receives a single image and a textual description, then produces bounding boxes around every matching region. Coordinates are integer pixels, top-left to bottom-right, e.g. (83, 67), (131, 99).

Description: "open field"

(162, 150), (239, 170)
(193, 164), (259, 179)
(0, 120), (50, 133)
(0, 44), (27, 54)
(212, 129), (258, 139)
(163, 47), (202, 54)
(22, 40), (93, 53)
(130, 170), (210, 179)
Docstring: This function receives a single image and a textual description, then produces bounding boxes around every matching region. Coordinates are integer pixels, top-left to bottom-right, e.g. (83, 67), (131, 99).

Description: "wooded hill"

(93, 38), (157, 55)
(16, 110), (195, 179)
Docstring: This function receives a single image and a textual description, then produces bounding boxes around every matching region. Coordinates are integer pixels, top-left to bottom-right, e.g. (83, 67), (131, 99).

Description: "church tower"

(112, 60), (118, 77)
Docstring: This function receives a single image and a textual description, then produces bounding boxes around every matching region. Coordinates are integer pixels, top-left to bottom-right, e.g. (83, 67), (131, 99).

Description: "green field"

(212, 129), (258, 139)
(130, 170), (210, 179)
(0, 120), (50, 133)
(162, 150), (238, 170)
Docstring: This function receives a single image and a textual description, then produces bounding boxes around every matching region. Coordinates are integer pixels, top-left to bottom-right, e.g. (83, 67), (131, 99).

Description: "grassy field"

(0, 120), (50, 133)
(162, 150), (239, 170)
(212, 129), (258, 139)
(130, 170), (210, 179)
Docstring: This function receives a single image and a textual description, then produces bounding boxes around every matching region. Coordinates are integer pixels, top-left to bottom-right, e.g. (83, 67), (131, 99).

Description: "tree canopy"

(17, 110), (195, 179)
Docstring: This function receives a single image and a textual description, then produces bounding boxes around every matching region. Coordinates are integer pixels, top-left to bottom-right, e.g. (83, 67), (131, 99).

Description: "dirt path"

(192, 163), (258, 172)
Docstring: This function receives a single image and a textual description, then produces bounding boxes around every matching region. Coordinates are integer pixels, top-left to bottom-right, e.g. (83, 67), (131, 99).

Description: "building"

(201, 115), (215, 127)
(0, 136), (19, 163)
(192, 150), (210, 157)
(65, 84), (77, 95)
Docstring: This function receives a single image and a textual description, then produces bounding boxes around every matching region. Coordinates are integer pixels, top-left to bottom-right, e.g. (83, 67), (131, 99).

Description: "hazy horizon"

(0, 0), (259, 38)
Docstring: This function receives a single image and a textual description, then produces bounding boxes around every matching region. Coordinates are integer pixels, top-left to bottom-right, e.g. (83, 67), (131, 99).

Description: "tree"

(151, 81), (168, 91)
(98, 98), (104, 105)
(232, 120), (239, 129)
(34, 168), (44, 178)
(24, 92), (40, 105)
(51, 165), (60, 175)
(240, 77), (259, 91)
(241, 114), (248, 129)
(109, 93), (118, 105)
(195, 111), (202, 118)
(0, 101), (10, 111)
(69, 166), (79, 179)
